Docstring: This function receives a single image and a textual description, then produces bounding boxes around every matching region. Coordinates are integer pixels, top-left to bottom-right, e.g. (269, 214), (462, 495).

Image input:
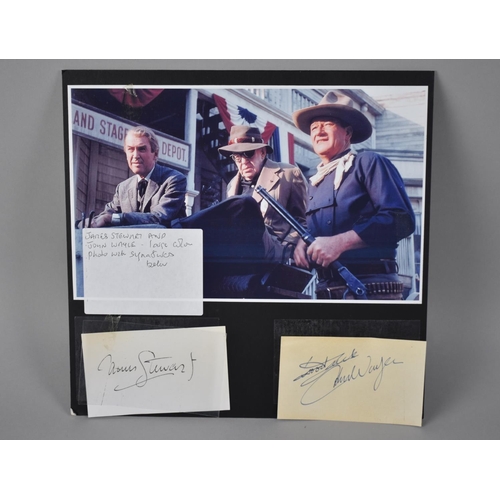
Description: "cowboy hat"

(292, 91), (372, 143)
(218, 125), (273, 156)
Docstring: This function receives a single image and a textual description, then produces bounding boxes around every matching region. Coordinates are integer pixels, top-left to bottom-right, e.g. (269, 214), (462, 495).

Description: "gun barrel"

(255, 185), (314, 244)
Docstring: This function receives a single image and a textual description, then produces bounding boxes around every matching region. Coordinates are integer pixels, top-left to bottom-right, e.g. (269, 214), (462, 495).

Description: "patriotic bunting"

(213, 94), (277, 142)
(108, 89), (164, 108)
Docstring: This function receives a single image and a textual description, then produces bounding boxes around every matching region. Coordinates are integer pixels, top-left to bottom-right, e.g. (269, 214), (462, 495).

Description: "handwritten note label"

(82, 326), (229, 417)
(82, 228), (203, 315)
(278, 337), (426, 426)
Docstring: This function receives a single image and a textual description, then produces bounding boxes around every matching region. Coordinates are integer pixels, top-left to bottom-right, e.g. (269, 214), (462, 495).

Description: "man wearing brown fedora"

(219, 125), (308, 263)
(292, 91), (415, 300)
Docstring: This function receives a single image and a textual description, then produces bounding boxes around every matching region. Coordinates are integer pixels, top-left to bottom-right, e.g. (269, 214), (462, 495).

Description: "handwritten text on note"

(82, 228), (203, 315)
(82, 326), (229, 417)
(278, 336), (426, 426)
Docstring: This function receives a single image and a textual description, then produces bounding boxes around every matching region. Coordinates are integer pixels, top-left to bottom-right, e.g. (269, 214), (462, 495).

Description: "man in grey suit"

(89, 125), (186, 228)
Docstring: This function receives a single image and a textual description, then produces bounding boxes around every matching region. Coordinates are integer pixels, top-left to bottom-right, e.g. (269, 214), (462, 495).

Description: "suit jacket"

(227, 158), (307, 246)
(101, 164), (187, 226)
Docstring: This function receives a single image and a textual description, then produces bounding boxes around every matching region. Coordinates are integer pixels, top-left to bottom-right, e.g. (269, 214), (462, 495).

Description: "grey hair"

(124, 125), (159, 155)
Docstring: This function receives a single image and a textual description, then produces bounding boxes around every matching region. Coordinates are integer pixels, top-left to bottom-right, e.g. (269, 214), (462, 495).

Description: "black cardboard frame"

(63, 70), (434, 418)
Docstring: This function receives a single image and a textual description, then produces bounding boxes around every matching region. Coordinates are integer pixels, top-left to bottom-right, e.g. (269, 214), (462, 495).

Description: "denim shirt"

(306, 151), (415, 263)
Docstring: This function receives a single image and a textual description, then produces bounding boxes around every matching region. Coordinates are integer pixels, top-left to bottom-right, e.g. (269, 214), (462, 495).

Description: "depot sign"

(72, 104), (190, 170)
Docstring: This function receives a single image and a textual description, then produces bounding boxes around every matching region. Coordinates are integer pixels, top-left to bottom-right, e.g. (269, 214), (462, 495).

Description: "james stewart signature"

(97, 350), (197, 392)
(293, 349), (403, 405)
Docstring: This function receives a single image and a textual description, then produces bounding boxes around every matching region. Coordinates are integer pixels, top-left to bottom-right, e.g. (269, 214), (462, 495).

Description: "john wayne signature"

(98, 350), (197, 392)
(293, 349), (403, 405)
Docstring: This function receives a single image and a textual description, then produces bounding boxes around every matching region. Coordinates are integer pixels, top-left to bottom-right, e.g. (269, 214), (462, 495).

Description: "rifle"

(255, 186), (367, 300)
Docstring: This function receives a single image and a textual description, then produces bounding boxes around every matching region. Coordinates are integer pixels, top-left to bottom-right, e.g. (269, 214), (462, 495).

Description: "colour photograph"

(66, 78), (431, 304)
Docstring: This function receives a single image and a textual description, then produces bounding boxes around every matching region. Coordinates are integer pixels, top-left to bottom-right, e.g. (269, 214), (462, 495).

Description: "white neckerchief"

(309, 151), (356, 189)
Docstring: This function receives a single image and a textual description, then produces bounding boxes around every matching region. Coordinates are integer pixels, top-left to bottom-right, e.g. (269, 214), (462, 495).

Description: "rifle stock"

(255, 185), (367, 299)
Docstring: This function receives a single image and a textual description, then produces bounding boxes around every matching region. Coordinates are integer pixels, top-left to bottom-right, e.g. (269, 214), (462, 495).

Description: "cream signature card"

(81, 326), (229, 418)
(82, 228), (203, 315)
(278, 336), (426, 426)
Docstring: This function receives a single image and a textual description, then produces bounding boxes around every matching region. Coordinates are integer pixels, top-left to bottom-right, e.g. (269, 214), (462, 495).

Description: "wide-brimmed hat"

(218, 125), (273, 156)
(292, 91), (372, 144)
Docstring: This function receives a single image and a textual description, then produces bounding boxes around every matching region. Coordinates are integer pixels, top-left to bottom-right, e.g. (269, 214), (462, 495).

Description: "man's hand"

(307, 230), (366, 268)
(293, 239), (310, 269)
(90, 213), (113, 228)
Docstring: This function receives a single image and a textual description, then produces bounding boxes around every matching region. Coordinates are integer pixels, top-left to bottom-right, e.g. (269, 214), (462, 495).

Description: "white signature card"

(81, 326), (229, 418)
(82, 228), (203, 315)
(278, 336), (426, 426)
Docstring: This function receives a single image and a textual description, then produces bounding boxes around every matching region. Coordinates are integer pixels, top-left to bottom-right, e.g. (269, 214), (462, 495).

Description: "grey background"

(1, 59), (498, 439)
